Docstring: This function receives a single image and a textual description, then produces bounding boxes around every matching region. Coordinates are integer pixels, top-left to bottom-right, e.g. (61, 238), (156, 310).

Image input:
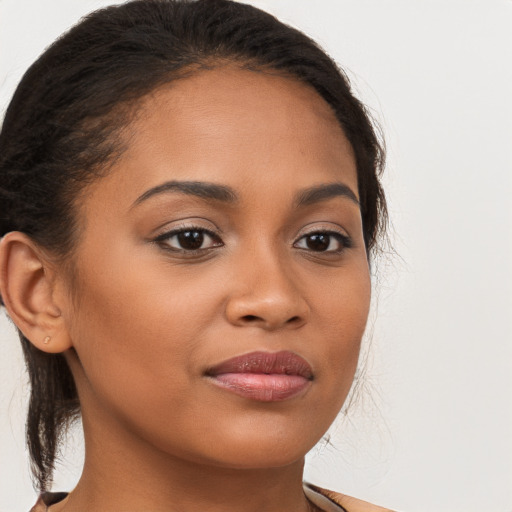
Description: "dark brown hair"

(0, 0), (386, 491)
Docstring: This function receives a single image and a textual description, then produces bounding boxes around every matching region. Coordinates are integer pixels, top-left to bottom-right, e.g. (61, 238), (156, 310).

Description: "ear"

(0, 232), (72, 353)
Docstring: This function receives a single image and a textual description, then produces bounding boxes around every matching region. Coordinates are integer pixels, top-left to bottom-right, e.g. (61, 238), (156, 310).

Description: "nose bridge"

(225, 240), (309, 329)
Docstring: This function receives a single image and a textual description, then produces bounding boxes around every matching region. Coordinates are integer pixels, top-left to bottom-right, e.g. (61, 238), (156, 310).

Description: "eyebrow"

(132, 179), (359, 209)
(132, 180), (238, 207)
(295, 182), (360, 207)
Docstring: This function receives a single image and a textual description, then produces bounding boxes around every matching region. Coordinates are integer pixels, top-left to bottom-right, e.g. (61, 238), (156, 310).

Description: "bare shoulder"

(305, 483), (397, 512)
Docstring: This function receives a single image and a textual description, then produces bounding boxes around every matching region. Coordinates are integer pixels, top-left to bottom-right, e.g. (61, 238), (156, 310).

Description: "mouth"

(205, 351), (314, 402)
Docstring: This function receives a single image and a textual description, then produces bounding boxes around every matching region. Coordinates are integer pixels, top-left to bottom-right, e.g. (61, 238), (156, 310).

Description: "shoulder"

(305, 483), (397, 512)
(31, 487), (396, 512)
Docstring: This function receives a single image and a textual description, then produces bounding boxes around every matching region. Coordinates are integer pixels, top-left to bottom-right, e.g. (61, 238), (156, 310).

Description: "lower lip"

(208, 373), (311, 402)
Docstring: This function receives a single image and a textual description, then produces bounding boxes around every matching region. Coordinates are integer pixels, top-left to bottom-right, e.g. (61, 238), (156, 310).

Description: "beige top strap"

(304, 483), (397, 512)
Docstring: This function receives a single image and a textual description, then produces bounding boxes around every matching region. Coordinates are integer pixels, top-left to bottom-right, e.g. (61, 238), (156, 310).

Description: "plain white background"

(1, 1), (511, 511)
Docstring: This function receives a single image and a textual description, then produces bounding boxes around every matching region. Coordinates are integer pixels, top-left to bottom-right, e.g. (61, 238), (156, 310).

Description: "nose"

(224, 249), (310, 331)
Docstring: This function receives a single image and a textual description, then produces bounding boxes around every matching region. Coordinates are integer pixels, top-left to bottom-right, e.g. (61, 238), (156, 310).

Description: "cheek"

(65, 246), (224, 415)
(313, 260), (371, 397)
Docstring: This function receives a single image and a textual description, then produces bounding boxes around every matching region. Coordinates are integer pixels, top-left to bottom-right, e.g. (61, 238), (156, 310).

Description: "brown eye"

(294, 231), (351, 253)
(177, 230), (205, 250)
(305, 234), (330, 251)
(156, 228), (223, 252)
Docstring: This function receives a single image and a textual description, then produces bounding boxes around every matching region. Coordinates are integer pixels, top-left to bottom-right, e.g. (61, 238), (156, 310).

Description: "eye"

(154, 227), (223, 252)
(294, 231), (351, 253)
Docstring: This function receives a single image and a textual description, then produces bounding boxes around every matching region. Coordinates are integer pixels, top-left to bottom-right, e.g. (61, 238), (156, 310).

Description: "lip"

(205, 351), (313, 402)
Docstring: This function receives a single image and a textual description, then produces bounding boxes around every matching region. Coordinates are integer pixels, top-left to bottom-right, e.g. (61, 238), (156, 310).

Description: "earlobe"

(0, 232), (72, 354)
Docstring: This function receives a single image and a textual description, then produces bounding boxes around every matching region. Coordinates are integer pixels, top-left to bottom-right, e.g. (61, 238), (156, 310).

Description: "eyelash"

(153, 225), (223, 253)
(153, 226), (352, 254)
(293, 230), (353, 253)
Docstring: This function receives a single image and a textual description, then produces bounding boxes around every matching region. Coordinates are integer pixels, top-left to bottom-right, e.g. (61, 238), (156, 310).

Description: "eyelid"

(150, 217), (222, 238)
(294, 222), (350, 240)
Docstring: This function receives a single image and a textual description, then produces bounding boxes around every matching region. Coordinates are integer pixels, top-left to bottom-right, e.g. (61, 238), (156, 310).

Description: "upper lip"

(205, 351), (314, 380)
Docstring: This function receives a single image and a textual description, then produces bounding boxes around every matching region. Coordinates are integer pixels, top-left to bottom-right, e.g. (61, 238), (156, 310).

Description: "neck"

(53, 410), (312, 512)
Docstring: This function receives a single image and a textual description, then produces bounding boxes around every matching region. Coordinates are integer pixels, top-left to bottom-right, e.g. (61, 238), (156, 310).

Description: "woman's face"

(59, 67), (371, 469)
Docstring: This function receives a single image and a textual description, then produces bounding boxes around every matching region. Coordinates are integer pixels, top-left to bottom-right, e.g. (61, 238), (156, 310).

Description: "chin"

(193, 425), (322, 470)
(208, 447), (309, 471)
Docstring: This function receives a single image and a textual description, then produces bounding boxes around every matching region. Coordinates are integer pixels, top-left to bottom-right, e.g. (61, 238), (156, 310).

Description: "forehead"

(85, 66), (357, 209)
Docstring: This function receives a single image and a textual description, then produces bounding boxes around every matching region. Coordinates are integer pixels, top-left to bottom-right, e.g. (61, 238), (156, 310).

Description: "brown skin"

(0, 68), (370, 511)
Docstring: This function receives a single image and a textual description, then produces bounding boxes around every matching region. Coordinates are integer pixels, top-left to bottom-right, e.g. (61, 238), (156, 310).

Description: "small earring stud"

(43, 336), (51, 344)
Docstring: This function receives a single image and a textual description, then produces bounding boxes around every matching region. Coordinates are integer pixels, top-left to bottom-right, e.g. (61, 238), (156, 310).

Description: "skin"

(0, 67), (371, 511)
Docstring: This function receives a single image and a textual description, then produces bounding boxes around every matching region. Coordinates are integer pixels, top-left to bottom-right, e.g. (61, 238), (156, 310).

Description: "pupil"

(178, 231), (204, 250)
(306, 234), (329, 251)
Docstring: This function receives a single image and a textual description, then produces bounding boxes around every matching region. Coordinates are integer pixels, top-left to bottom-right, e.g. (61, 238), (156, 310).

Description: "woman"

(0, 0), (392, 510)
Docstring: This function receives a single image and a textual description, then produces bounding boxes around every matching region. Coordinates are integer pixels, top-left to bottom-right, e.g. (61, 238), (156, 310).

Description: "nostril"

(242, 315), (260, 322)
(240, 314), (302, 325)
